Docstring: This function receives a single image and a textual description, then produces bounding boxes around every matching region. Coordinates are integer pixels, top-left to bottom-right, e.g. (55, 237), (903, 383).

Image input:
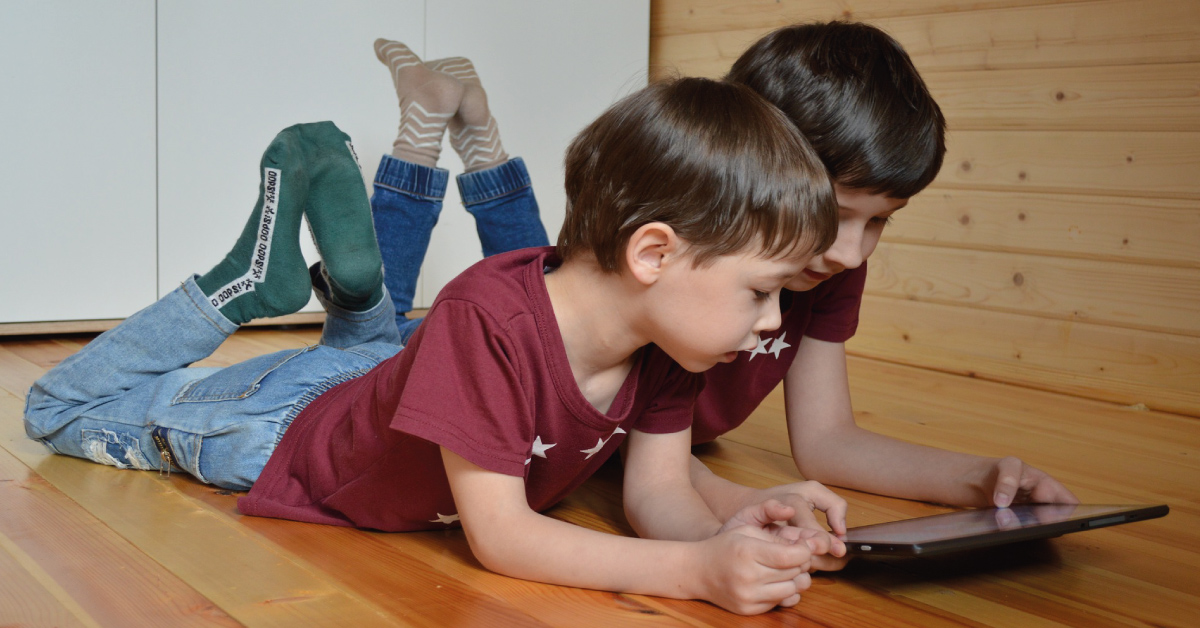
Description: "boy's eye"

(753, 290), (771, 301)
(870, 215), (894, 227)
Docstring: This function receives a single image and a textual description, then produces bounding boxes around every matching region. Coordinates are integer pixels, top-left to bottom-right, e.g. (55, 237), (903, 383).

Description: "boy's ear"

(625, 222), (682, 287)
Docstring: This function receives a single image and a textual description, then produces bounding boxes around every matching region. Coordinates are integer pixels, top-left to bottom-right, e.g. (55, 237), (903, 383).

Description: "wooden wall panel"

(848, 296), (1200, 416)
(867, 242), (1200, 336)
(887, 189), (1200, 267)
(652, 0), (1200, 78)
(651, 0), (1095, 37)
(651, 0), (1200, 416)
(927, 63), (1200, 132)
(940, 130), (1200, 200)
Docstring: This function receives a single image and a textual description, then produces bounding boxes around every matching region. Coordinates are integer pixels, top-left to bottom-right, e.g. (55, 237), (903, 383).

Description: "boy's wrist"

(965, 456), (1002, 506)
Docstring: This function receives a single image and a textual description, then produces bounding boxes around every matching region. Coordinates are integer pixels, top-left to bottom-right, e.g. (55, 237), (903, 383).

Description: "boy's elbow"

(459, 514), (530, 578)
(460, 521), (504, 571)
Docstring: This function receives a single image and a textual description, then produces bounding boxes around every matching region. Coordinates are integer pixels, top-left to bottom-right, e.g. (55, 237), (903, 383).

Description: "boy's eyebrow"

(760, 269), (802, 283)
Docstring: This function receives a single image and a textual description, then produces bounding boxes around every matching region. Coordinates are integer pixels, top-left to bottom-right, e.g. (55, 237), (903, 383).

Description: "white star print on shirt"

(525, 435), (557, 465)
(767, 332), (791, 359)
(429, 512), (459, 525)
(747, 336), (771, 360)
(581, 427), (627, 460)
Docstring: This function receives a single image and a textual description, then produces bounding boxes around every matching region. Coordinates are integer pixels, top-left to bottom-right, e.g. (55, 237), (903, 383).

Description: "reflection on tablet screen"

(846, 504), (1133, 544)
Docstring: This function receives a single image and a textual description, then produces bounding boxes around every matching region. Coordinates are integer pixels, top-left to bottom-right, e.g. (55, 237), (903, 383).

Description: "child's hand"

(987, 456), (1079, 507)
(697, 517), (814, 615)
(752, 481), (848, 571)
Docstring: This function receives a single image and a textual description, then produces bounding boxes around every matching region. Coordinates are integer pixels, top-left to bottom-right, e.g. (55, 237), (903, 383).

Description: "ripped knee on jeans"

(81, 428), (153, 471)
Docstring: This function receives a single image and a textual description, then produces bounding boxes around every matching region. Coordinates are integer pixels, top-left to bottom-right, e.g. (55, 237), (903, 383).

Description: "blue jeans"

(23, 277), (401, 491)
(370, 155), (549, 341)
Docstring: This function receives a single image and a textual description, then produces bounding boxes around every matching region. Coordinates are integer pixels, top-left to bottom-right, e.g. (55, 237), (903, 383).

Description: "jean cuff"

(182, 275), (241, 336)
(313, 284), (393, 324)
(457, 157), (531, 206)
(373, 154), (450, 200)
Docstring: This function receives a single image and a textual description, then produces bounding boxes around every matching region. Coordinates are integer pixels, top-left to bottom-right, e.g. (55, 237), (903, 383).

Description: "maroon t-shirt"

(240, 248), (701, 531)
(690, 263), (867, 444)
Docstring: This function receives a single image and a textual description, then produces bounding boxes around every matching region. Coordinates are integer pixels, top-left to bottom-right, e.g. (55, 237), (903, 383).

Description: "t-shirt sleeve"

(632, 348), (706, 435)
(804, 262), (868, 343)
(390, 299), (532, 477)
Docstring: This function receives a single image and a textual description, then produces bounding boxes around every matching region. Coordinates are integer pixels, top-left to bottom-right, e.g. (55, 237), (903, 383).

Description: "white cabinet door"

(156, 0), (425, 307)
(0, 1), (648, 324)
(417, 0), (650, 307)
(0, 1), (157, 322)
(159, 0), (649, 311)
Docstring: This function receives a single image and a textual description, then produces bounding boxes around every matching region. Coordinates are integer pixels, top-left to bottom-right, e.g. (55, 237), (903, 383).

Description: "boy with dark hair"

(687, 22), (1077, 564)
(25, 76), (847, 614)
(365, 25), (1076, 568)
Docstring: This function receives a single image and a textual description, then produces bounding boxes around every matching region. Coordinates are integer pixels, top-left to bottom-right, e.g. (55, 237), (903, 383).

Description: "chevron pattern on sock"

(425, 56), (508, 172)
(375, 39), (462, 168)
(449, 115), (506, 171)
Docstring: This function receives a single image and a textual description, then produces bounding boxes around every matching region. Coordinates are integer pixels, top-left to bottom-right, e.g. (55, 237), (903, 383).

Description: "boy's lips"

(803, 268), (832, 282)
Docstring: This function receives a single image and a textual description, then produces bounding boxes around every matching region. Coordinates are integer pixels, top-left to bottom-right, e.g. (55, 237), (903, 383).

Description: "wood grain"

(927, 62), (1200, 132)
(652, 0), (1200, 78)
(0, 396), (405, 628)
(937, 130), (1200, 200)
(650, 0), (1097, 37)
(887, 188), (1200, 268)
(0, 442), (240, 627)
(849, 295), (1200, 416)
(2, 326), (1199, 625)
(865, 241), (1200, 336)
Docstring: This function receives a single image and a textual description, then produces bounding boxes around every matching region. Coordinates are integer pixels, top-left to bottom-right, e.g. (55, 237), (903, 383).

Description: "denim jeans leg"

(24, 276), (398, 490)
(315, 283), (402, 348)
(25, 277), (237, 446)
(458, 157), (550, 257)
(371, 154), (448, 332)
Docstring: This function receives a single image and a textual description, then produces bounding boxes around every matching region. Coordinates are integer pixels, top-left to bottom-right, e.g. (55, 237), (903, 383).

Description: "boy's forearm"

(469, 503), (707, 600)
(444, 446), (709, 602)
(624, 476), (724, 541)
(621, 429), (728, 542)
(688, 455), (762, 522)
(794, 423), (994, 506)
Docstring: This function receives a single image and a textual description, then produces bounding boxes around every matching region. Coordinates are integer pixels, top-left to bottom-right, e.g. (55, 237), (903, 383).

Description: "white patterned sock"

(374, 39), (462, 168)
(425, 57), (509, 173)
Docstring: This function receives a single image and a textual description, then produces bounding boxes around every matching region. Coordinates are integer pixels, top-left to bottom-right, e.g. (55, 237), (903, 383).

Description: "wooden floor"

(0, 326), (1196, 627)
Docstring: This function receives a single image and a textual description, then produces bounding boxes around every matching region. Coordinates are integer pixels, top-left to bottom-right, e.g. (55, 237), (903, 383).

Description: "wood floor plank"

(4, 325), (1198, 626)
(0, 443), (242, 627)
(0, 531), (95, 628)
(0, 393), (406, 628)
(0, 343), (49, 399)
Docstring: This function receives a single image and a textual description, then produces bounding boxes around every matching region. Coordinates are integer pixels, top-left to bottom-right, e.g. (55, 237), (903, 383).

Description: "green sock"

(292, 122), (385, 311)
(196, 128), (311, 325)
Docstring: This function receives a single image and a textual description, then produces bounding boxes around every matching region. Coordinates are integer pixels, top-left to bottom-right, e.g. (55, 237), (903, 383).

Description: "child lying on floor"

(25, 76), (846, 615)
(363, 28), (1078, 575)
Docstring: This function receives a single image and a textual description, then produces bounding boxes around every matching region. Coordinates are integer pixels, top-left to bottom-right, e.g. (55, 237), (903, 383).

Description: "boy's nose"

(821, 231), (865, 272)
(755, 300), (783, 334)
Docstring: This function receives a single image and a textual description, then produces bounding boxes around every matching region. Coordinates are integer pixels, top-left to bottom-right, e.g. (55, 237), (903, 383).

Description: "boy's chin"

(784, 274), (825, 292)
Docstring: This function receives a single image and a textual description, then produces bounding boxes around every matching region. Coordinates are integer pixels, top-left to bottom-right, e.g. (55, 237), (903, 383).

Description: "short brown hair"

(557, 77), (836, 272)
(727, 21), (946, 199)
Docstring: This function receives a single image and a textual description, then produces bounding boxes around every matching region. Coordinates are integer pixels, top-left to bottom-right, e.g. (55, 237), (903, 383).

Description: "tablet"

(843, 504), (1169, 557)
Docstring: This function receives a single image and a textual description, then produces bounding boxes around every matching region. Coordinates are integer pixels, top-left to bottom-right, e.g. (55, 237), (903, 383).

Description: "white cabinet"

(1, 1), (648, 325)
(1, 1), (158, 323)
(156, 0), (426, 311)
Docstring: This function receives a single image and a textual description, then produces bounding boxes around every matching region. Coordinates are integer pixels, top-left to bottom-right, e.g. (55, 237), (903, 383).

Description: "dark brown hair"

(727, 21), (946, 199)
(557, 77), (836, 272)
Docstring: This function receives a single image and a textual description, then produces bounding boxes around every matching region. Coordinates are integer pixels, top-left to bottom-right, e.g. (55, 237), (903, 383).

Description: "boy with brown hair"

(687, 22), (1078, 565)
(25, 77), (846, 615)
(365, 25), (1077, 561)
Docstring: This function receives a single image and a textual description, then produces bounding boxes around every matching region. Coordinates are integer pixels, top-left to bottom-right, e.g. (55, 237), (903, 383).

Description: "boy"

(370, 38), (550, 337)
(369, 24), (1077, 568)
(24, 77), (845, 614)
(686, 23), (1078, 557)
